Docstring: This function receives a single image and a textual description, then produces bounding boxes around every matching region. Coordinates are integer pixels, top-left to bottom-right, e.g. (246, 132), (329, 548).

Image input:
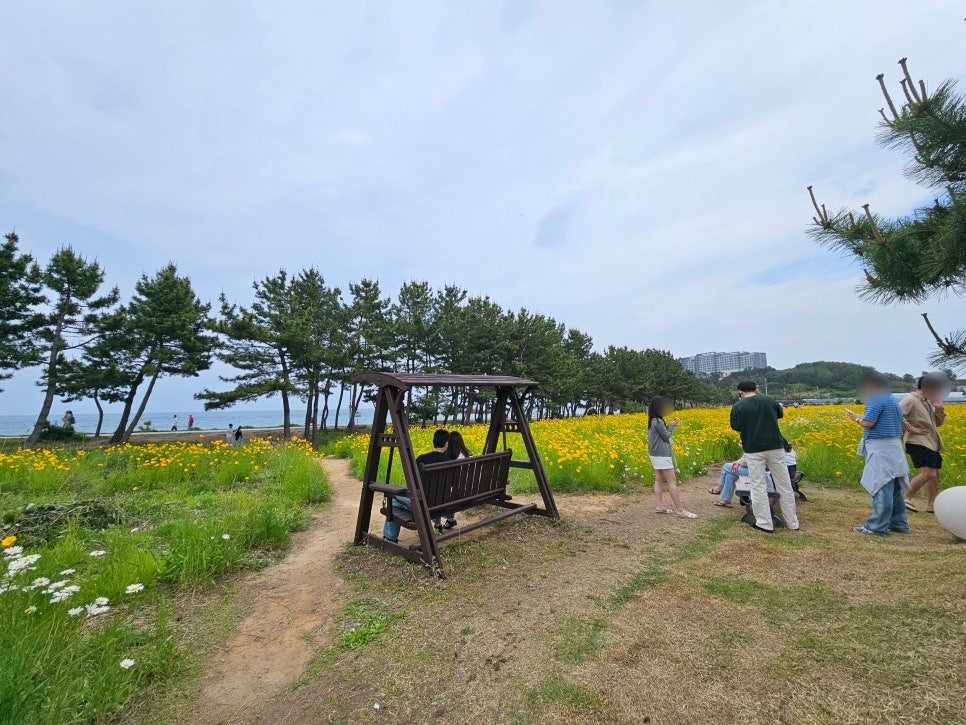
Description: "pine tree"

(197, 270), (301, 438)
(808, 58), (966, 368)
(344, 279), (394, 432)
(109, 265), (215, 444)
(25, 247), (119, 446)
(0, 232), (44, 391)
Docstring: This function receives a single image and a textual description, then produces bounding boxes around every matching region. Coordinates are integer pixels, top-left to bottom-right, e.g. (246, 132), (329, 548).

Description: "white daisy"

(30, 577), (50, 589)
(85, 603), (110, 617)
(24, 605), (36, 614)
(125, 583), (145, 594)
(119, 658), (135, 670)
(94, 596), (109, 606)
(89, 550), (106, 557)
(3, 546), (23, 558)
(222, 533), (231, 540)
(59, 568), (76, 575)
(63, 585), (81, 593)
(48, 580), (68, 590)
(67, 606), (84, 616)
(50, 591), (72, 603)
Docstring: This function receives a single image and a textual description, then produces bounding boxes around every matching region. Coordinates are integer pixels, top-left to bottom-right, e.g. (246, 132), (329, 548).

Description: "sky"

(1, 1), (965, 417)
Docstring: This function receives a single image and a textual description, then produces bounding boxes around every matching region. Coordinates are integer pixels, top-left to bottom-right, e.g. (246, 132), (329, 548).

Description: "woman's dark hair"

(648, 395), (672, 426)
(447, 431), (472, 459)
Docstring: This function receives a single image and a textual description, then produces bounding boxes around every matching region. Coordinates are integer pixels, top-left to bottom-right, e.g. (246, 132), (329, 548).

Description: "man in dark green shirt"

(730, 381), (800, 533)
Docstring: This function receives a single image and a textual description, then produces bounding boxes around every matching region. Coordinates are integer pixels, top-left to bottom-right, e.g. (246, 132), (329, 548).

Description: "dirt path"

(193, 458), (361, 725)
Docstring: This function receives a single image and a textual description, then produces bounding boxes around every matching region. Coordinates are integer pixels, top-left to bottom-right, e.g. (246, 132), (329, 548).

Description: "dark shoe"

(852, 526), (889, 537)
(443, 519), (458, 529)
(383, 536), (398, 544)
(750, 523), (774, 534)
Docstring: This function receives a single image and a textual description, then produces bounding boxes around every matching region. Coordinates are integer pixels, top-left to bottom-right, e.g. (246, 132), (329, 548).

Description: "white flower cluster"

(6, 552), (41, 577)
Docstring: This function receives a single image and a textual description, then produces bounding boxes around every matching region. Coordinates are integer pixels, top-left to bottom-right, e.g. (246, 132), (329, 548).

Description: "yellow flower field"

(330, 404), (966, 492)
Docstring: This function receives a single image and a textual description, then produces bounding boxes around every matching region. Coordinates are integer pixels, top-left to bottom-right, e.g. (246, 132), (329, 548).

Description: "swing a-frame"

(352, 373), (560, 577)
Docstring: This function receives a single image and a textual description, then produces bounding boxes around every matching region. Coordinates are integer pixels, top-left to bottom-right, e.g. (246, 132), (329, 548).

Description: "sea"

(0, 407), (376, 437)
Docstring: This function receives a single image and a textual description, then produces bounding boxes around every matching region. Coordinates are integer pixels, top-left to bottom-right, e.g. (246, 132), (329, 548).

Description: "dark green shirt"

(730, 393), (784, 453)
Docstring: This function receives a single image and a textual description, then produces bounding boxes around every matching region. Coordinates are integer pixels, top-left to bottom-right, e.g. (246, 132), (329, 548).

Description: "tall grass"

(0, 439), (329, 724)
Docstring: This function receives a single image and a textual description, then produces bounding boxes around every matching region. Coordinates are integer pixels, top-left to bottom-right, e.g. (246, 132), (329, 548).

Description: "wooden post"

(354, 387), (387, 544)
(509, 387), (559, 519)
(385, 387), (443, 574)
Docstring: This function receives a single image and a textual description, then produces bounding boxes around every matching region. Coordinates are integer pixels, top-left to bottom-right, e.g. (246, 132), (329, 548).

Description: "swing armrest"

(369, 483), (407, 496)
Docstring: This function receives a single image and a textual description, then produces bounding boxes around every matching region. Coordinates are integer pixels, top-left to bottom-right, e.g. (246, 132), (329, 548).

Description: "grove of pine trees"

(2, 232), (716, 446)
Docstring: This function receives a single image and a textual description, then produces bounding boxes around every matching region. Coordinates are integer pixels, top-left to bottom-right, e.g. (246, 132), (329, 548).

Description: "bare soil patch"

(192, 458), (361, 725)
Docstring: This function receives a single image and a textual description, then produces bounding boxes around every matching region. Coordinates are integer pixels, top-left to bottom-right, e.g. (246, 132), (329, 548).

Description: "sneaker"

(750, 523), (774, 534)
(443, 519), (458, 530)
(383, 536), (399, 544)
(852, 526), (889, 537)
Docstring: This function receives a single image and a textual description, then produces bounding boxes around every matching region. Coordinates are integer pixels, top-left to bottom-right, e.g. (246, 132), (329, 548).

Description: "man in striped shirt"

(847, 371), (909, 536)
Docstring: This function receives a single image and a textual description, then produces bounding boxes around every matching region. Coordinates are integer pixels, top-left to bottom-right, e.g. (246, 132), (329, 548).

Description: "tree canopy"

(808, 58), (966, 369)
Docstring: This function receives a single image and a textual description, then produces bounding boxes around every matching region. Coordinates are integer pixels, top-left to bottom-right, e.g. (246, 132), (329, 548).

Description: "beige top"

(899, 392), (945, 453)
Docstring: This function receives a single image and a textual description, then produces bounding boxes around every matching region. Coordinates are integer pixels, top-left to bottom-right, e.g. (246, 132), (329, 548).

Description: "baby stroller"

(735, 464), (806, 528)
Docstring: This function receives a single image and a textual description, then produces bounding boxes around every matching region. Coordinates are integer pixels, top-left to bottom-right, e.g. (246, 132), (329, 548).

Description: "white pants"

(745, 448), (800, 531)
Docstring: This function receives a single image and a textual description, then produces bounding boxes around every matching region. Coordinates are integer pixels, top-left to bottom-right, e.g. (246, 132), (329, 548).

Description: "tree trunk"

(25, 317), (66, 447)
(93, 393), (104, 437)
(281, 386), (291, 440)
(123, 370), (161, 442)
(334, 383), (345, 430)
(279, 350), (292, 439)
(110, 372), (144, 444)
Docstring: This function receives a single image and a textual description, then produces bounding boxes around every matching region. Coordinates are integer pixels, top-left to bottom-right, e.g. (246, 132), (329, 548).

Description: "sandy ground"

(192, 458), (362, 724)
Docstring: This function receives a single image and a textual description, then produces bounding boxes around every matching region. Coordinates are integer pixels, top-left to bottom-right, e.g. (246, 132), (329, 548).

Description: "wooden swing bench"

(374, 450), (536, 542)
(353, 373), (559, 577)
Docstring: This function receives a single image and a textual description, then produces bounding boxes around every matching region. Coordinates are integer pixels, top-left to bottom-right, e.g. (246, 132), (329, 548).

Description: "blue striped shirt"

(862, 393), (903, 438)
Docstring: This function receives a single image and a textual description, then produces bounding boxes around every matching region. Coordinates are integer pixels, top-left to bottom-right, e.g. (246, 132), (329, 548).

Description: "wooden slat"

(434, 503), (537, 543)
(508, 459), (534, 469)
(368, 482), (407, 495)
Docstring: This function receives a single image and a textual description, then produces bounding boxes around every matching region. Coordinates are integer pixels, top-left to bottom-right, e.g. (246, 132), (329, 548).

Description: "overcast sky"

(2, 1), (965, 416)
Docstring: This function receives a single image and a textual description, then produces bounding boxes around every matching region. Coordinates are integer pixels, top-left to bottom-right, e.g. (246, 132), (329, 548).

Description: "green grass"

(0, 440), (329, 725)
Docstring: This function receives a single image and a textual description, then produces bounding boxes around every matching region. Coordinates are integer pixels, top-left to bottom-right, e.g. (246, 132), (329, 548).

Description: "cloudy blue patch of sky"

(1, 1), (965, 417)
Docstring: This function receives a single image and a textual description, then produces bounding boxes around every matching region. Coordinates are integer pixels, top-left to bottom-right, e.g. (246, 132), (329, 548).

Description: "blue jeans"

(719, 464), (748, 502)
(863, 479), (909, 534)
(382, 496), (411, 542)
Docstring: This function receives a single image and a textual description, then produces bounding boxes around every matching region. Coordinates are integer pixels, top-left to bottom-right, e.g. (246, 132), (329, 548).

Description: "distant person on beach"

(188, 414), (194, 428)
(62, 411), (75, 429)
(901, 373), (947, 514)
(171, 414), (178, 431)
(234, 426), (244, 446)
(226, 424), (234, 444)
(647, 395), (697, 519)
(847, 371), (909, 536)
(730, 381), (799, 533)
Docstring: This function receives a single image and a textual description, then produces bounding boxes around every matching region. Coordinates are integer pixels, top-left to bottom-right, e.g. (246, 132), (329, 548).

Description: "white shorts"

(649, 456), (674, 471)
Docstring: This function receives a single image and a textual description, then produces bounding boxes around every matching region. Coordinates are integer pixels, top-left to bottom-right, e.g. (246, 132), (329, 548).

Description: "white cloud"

(332, 130), (371, 147)
(0, 0), (964, 414)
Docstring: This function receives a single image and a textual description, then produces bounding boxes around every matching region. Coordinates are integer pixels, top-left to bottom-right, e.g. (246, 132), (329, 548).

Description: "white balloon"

(933, 486), (966, 540)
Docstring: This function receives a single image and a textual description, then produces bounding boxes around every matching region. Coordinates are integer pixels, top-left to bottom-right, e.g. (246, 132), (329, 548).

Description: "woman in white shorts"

(647, 395), (697, 519)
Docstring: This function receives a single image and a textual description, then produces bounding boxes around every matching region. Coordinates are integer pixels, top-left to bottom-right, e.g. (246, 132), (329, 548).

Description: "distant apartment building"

(679, 351), (767, 376)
